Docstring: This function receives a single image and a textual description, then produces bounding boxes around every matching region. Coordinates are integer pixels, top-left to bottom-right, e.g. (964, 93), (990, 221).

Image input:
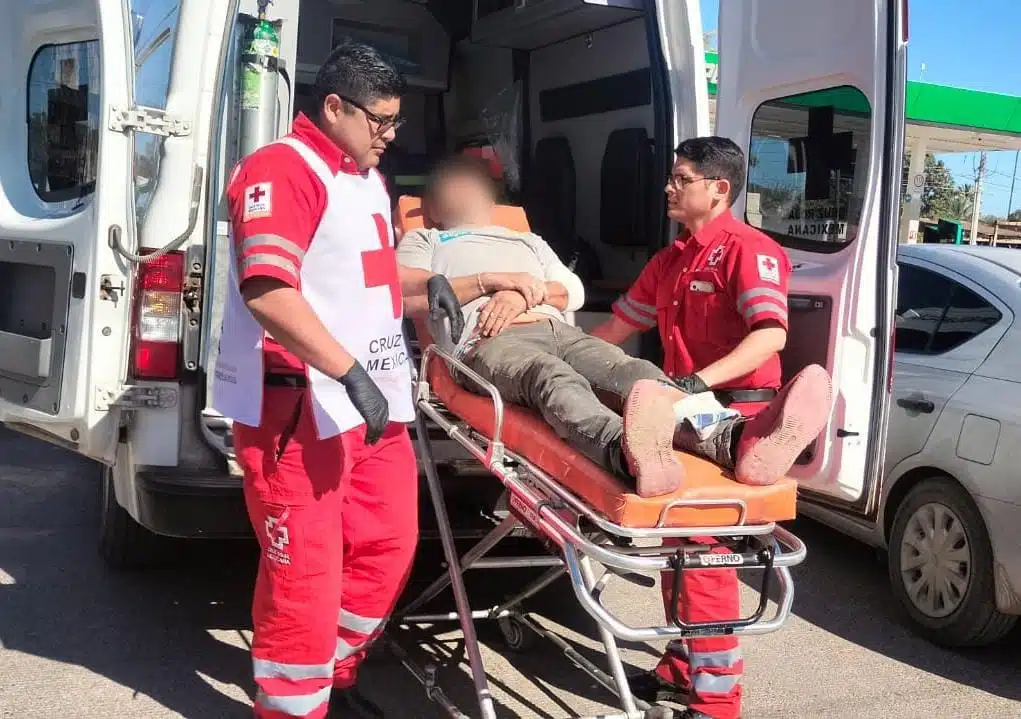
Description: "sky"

(701, 0), (1021, 218)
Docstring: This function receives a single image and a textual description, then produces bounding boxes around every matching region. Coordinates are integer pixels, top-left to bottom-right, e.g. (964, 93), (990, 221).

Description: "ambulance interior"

(207, 0), (875, 478)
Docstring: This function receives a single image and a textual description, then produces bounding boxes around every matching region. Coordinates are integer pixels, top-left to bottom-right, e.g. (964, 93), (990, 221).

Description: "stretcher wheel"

(497, 614), (538, 652)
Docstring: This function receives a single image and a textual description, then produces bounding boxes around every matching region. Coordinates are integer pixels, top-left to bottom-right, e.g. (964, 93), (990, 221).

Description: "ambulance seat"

(397, 195), (798, 530)
(600, 127), (654, 248)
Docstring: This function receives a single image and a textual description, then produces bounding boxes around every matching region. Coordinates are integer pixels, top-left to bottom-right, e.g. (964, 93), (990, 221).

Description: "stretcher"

(387, 197), (807, 719)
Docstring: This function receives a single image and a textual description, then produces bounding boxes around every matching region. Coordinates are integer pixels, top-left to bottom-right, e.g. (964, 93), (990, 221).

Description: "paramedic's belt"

(714, 388), (777, 405)
(265, 373), (308, 388)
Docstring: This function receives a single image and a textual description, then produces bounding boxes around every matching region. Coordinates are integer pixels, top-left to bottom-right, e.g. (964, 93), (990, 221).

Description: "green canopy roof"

(704, 51), (1021, 136)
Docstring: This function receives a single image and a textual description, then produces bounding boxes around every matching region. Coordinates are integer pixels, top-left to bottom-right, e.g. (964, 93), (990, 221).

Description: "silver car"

(803, 244), (1021, 648)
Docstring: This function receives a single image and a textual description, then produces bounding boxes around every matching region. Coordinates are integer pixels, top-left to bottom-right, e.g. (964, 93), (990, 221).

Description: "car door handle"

(897, 397), (935, 414)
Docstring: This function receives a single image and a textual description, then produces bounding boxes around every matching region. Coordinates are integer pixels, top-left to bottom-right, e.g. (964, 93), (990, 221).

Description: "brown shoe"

(734, 365), (833, 486)
(622, 379), (686, 497)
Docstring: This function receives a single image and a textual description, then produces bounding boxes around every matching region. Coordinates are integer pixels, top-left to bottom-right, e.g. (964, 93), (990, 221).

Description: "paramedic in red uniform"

(212, 41), (462, 719)
(591, 136), (831, 719)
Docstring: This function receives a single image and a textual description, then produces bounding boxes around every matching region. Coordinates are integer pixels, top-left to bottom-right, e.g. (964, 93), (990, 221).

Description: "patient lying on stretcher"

(398, 155), (831, 497)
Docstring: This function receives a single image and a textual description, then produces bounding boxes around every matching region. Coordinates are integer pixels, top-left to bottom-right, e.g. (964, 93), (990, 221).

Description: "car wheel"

(98, 463), (164, 570)
(888, 477), (1017, 648)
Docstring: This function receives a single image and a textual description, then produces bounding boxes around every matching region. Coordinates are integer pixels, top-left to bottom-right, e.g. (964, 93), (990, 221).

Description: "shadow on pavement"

(756, 517), (1021, 703)
(0, 430), (255, 718)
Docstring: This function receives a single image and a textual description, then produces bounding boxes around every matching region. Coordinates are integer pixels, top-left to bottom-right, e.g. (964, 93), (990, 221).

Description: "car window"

(895, 262), (1001, 354)
(930, 283), (1002, 353)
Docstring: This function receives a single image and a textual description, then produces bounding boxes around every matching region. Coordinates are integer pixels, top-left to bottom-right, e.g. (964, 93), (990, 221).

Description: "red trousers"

(234, 387), (419, 719)
(654, 400), (766, 719)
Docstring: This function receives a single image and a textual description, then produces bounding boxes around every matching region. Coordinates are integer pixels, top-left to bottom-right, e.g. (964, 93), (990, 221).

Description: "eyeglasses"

(339, 95), (405, 135)
(668, 174), (720, 189)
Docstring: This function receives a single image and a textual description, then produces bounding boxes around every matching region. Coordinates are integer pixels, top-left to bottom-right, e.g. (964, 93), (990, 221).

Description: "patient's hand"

(481, 272), (546, 308)
(478, 290), (528, 337)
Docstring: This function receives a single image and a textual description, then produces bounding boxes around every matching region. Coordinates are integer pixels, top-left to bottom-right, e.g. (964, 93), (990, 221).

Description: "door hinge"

(96, 385), (179, 412)
(109, 105), (193, 137)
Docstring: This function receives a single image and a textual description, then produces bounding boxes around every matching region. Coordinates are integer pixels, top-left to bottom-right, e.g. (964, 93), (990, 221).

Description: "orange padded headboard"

(396, 195), (531, 236)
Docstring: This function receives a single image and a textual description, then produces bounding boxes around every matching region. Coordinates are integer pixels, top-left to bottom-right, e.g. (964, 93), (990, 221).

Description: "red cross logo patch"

(362, 213), (403, 319)
(243, 183), (272, 221)
(756, 254), (780, 284)
(706, 244), (726, 267)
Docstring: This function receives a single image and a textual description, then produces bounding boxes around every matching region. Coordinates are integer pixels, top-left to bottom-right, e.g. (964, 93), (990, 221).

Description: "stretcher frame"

(386, 343), (807, 719)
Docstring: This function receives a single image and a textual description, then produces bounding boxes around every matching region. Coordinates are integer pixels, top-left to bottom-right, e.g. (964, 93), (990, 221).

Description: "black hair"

(423, 154), (499, 205)
(314, 39), (406, 116)
(674, 136), (747, 204)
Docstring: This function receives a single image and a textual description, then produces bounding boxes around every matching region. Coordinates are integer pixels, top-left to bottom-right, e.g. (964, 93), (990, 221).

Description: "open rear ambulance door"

(0, 0), (235, 465)
(714, 0), (908, 514)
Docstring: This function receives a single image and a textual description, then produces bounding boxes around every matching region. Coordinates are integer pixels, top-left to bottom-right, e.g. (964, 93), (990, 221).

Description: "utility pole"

(1008, 150), (1019, 218)
(969, 151), (986, 245)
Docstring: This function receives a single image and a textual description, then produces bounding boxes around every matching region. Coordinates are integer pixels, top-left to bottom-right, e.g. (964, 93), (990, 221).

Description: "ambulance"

(0, 0), (905, 569)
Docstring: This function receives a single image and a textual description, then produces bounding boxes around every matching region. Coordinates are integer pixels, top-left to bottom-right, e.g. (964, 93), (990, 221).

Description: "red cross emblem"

(362, 213), (402, 319)
(249, 185), (266, 203)
(761, 257), (776, 271)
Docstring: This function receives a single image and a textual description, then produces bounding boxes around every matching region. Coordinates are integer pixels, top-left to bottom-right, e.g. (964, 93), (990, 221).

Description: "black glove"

(339, 362), (389, 445)
(673, 373), (710, 395)
(427, 274), (465, 344)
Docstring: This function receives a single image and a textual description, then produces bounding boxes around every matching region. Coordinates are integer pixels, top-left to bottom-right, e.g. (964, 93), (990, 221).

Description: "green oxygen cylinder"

(238, 5), (283, 158)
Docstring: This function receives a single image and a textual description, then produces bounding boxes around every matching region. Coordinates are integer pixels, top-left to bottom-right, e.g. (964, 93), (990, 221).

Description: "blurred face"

(319, 94), (403, 170)
(428, 171), (497, 229)
(664, 157), (731, 226)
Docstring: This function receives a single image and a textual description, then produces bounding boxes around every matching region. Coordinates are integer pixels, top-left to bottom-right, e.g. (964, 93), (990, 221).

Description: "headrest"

(396, 195), (531, 236)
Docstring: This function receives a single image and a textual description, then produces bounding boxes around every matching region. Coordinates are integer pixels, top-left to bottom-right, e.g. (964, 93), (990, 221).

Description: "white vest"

(212, 137), (415, 439)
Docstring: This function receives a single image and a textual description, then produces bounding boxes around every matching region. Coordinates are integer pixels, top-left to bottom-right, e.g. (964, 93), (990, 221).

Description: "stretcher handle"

(667, 544), (775, 633)
(418, 343), (506, 465)
(561, 541), (798, 642)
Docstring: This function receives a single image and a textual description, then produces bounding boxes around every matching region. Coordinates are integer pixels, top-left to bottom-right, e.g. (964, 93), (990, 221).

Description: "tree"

(1009, 209), (1021, 222)
(945, 184), (974, 221)
(920, 153), (958, 219)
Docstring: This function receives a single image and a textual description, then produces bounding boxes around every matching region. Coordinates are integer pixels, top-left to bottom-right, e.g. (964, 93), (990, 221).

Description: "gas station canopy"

(705, 52), (1021, 154)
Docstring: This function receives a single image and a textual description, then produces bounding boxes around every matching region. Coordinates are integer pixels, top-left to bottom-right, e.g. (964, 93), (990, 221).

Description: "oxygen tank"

(238, 1), (283, 158)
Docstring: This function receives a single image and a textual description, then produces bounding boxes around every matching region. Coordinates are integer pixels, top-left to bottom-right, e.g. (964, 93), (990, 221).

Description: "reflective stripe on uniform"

(239, 253), (300, 282)
(613, 296), (657, 328)
(338, 608), (385, 635)
(336, 637), (362, 661)
(692, 671), (742, 695)
(736, 287), (787, 323)
(253, 657), (335, 681)
(254, 685), (332, 716)
(240, 234), (307, 262)
(689, 647), (742, 671)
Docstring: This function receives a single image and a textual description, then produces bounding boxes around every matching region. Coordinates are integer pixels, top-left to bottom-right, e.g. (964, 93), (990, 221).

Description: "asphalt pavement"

(1, 427), (1019, 718)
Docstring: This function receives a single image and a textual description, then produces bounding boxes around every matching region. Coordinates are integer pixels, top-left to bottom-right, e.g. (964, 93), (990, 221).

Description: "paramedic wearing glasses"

(212, 41), (462, 719)
(592, 137), (827, 719)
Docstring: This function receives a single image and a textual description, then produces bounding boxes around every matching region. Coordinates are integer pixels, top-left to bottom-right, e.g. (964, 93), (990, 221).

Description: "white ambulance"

(1, 0), (903, 579)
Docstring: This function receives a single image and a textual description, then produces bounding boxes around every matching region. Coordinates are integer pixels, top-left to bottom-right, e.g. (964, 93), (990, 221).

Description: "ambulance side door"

(714, 0), (908, 514)
(0, 0), (236, 464)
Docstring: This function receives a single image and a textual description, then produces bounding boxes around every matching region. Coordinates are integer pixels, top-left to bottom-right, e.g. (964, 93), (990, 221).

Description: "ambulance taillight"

(130, 251), (185, 381)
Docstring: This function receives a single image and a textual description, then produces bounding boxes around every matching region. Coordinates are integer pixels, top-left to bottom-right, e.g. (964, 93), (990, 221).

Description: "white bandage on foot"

(673, 392), (740, 441)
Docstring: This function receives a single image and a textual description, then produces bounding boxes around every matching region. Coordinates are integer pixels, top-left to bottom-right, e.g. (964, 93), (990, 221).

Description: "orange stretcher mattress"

(397, 195), (797, 529)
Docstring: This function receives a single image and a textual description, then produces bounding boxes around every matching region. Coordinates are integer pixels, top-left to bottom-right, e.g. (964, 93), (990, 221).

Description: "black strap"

(265, 373), (308, 388)
(275, 395), (305, 461)
(714, 388), (777, 406)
